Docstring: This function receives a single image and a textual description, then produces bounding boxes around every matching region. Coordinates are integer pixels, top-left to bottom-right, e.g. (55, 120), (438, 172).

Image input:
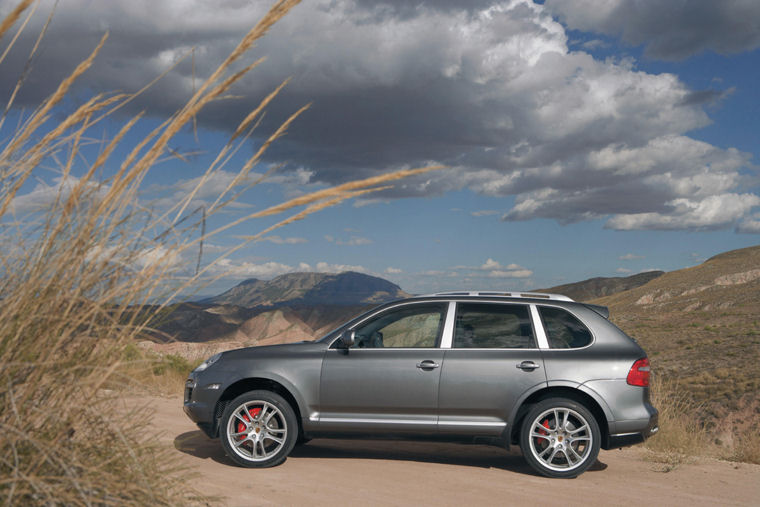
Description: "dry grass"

(0, 1), (439, 504)
(644, 376), (760, 469)
(644, 376), (710, 469)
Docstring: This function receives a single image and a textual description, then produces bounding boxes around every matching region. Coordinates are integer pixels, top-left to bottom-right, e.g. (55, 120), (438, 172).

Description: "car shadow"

(174, 431), (607, 476)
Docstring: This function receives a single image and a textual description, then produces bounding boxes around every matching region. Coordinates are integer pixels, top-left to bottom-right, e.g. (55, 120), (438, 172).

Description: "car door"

(437, 302), (548, 436)
(318, 302), (448, 433)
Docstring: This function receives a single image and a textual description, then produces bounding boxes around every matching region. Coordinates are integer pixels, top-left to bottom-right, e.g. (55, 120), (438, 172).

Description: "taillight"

(627, 358), (650, 387)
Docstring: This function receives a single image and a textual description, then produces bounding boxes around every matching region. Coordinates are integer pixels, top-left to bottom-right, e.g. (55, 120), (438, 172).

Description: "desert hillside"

(593, 245), (760, 424)
(540, 270), (664, 301)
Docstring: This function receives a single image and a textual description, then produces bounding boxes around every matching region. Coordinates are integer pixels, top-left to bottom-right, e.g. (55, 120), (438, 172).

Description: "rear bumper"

(604, 408), (659, 450)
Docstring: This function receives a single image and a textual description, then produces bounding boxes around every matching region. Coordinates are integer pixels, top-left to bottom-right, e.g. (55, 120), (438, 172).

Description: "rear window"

(454, 303), (535, 349)
(538, 306), (593, 349)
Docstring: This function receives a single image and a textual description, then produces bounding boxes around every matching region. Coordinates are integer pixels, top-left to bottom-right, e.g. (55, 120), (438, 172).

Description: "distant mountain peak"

(209, 271), (408, 308)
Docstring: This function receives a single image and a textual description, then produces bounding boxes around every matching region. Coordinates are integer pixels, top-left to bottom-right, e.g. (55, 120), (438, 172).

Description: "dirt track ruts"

(146, 395), (760, 506)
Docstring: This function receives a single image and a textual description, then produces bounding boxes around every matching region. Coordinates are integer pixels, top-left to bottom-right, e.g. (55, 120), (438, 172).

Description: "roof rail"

(415, 291), (574, 302)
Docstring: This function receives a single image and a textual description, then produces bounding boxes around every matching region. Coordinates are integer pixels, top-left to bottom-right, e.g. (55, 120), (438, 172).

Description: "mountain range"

(207, 271), (409, 307)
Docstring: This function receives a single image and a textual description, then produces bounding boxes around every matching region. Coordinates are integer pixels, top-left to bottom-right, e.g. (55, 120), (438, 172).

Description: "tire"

(519, 398), (601, 478)
(220, 390), (298, 468)
(295, 435), (311, 446)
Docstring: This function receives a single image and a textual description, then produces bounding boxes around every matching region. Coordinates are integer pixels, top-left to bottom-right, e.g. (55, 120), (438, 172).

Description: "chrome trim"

(439, 301), (456, 349)
(530, 304), (550, 349)
(609, 432), (639, 437)
(319, 417), (434, 425)
(438, 421), (507, 427)
(318, 417), (505, 427)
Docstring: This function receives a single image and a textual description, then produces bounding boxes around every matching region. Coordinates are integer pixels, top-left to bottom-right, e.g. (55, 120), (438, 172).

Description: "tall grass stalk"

(0, 1), (439, 504)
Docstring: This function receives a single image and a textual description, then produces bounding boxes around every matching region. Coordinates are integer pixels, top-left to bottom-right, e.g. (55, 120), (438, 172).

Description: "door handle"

(416, 360), (440, 370)
(516, 360), (540, 371)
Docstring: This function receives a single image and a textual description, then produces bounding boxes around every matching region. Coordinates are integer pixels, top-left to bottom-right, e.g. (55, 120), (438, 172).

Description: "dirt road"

(148, 395), (760, 506)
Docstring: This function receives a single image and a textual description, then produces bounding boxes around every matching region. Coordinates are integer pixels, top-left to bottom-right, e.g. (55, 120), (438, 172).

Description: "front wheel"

(220, 390), (298, 468)
(519, 398), (601, 478)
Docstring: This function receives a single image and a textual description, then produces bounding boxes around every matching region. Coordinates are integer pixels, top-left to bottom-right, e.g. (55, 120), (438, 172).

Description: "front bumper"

(183, 377), (222, 438)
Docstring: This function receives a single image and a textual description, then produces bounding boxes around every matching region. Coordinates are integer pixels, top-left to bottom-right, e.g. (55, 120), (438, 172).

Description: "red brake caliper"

(535, 419), (551, 448)
(236, 407), (262, 440)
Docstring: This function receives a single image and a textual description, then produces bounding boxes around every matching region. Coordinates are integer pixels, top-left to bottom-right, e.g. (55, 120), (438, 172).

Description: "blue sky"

(1, 0), (759, 295)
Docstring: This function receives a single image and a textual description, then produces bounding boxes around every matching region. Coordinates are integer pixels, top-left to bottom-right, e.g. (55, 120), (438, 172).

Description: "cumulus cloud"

(737, 213), (760, 234)
(324, 234), (373, 246)
(3, 0), (757, 231)
(259, 235), (308, 244)
(209, 259), (296, 279)
(545, 0), (760, 60)
(450, 258), (533, 279)
(314, 261), (368, 273)
(605, 193), (760, 231)
(471, 210), (500, 217)
(10, 176), (109, 215)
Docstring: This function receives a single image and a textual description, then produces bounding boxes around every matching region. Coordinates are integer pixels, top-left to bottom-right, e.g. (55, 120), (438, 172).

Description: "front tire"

(220, 390), (298, 468)
(519, 398), (601, 478)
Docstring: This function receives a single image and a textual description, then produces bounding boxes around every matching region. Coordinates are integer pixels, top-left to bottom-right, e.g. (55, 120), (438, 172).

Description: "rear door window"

(453, 303), (535, 349)
(538, 306), (593, 348)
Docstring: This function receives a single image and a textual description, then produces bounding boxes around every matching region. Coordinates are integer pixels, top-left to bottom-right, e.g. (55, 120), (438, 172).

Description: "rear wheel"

(519, 398), (600, 478)
(220, 390), (298, 468)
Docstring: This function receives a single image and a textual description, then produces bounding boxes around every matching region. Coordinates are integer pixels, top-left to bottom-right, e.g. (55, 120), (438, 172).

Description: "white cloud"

(616, 267), (632, 274)
(385, 267), (403, 274)
(10, 176), (109, 215)
(209, 259), (295, 279)
(481, 258), (502, 270)
(488, 269), (533, 278)
(619, 253), (644, 261)
(605, 193), (760, 231)
(737, 213), (760, 234)
(315, 262), (368, 273)
(471, 209), (500, 217)
(325, 234), (373, 246)
(259, 235), (308, 245)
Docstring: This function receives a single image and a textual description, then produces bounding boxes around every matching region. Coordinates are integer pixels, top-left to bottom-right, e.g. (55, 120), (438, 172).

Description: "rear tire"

(220, 390), (298, 468)
(519, 398), (600, 478)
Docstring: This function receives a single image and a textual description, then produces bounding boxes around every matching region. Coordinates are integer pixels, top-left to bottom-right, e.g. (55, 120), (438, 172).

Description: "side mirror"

(339, 330), (355, 348)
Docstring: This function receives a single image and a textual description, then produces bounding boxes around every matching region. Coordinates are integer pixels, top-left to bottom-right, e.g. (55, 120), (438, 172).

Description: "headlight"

(194, 352), (222, 372)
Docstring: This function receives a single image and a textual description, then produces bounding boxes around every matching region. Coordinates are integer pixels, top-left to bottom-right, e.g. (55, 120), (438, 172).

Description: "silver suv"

(183, 292), (658, 478)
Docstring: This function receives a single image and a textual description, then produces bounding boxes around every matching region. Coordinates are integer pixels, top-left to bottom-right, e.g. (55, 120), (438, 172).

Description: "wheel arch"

(212, 377), (305, 438)
(508, 385), (610, 447)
